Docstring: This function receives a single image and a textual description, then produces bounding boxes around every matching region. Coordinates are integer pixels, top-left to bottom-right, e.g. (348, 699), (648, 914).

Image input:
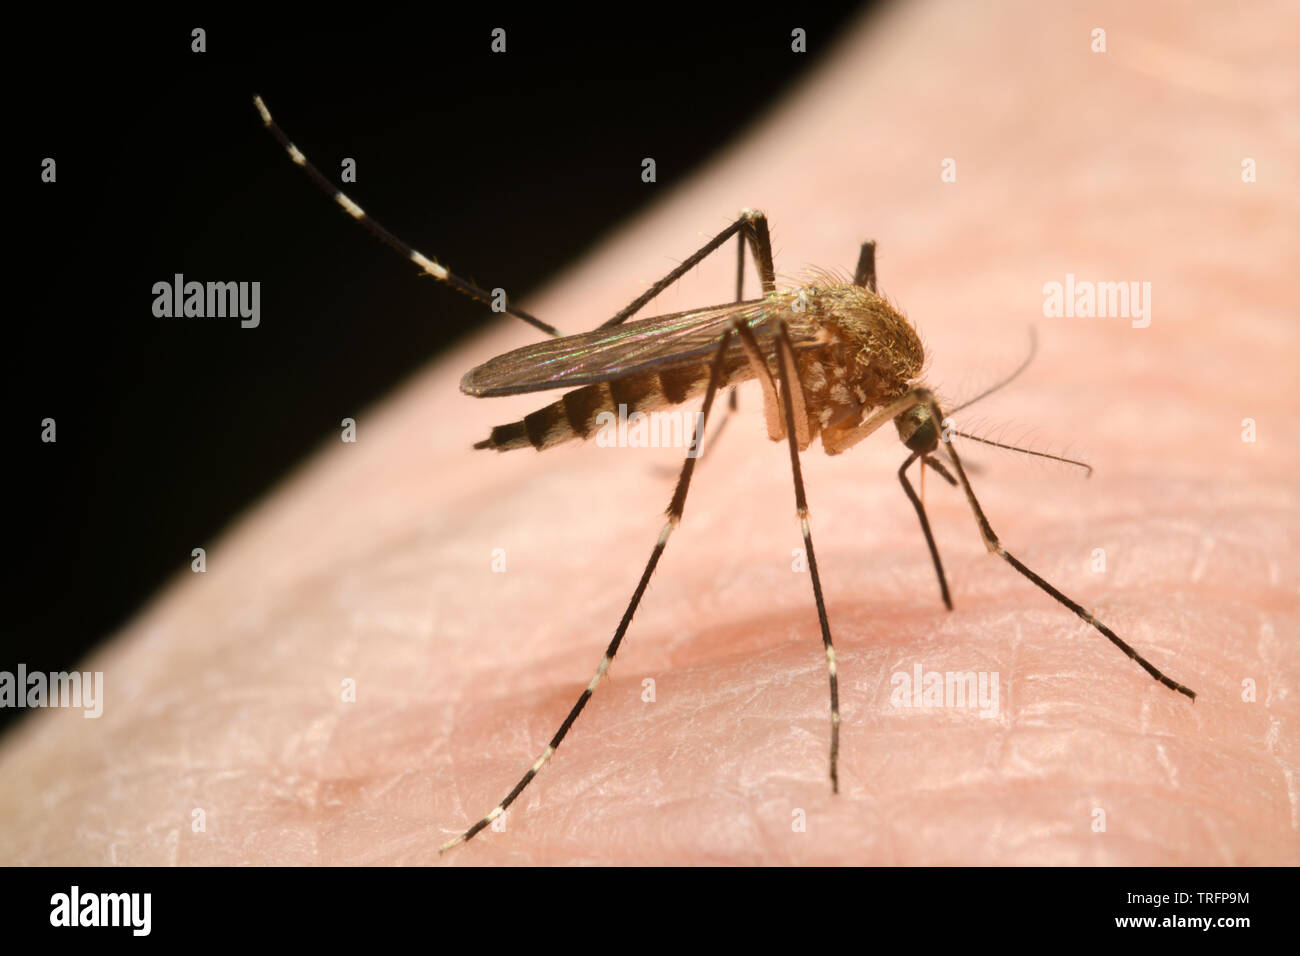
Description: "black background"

(6, 5), (874, 735)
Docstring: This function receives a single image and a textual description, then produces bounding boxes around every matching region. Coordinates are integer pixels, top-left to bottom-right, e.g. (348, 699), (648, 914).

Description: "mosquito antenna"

(952, 428), (1093, 477)
(253, 96), (562, 338)
(949, 327), (1037, 414)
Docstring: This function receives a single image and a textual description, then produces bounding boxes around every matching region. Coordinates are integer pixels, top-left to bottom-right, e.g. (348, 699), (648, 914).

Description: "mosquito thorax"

(800, 282), (925, 429)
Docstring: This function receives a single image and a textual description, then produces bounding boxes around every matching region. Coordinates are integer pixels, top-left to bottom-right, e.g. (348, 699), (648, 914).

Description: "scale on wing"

(460, 295), (826, 397)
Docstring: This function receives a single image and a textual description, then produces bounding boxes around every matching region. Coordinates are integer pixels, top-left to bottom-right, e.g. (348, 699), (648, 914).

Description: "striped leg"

(653, 214), (769, 473)
(906, 389), (1198, 700)
(599, 208), (775, 329)
(252, 96), (561, 337)
(439, 325), (741, 853)
(774, 323), (842, 792)
(709, 212), (766, 435)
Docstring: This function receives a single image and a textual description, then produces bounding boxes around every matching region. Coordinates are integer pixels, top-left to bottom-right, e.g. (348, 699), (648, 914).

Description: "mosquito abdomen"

(473, 362), (749, 451)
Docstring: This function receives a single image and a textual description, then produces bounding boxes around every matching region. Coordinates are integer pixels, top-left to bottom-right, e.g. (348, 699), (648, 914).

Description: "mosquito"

(253, 96), (1197, 855)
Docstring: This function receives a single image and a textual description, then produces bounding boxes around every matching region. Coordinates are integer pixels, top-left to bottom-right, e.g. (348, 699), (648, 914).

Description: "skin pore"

(1, 0), (1296, 864)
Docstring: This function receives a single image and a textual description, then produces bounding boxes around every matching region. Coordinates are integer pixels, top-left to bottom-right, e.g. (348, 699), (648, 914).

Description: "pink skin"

(1, 0), (1297, 864)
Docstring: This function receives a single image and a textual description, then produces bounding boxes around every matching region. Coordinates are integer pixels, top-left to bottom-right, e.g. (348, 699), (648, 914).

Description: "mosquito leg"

(692, 212), (759, 459)
(915, 391), (1198, 700)
(651, 223), (754, 477)
(923, 455), (958, 487)
(600, 209), (776, 328)
(774, 323), (841, 793)
(724, 220), (749, 417)
(665, 297), (782, 478)
(898, 452), (953, 611)
(253, 97), (561, 337)
(852, 240), (878, 292)
(698, 402), (734, 457)
(439, 328), (740, 853)
(650, 394), (735, 478)
(735, 217), (747, 300)
(743, 209), (777, 295)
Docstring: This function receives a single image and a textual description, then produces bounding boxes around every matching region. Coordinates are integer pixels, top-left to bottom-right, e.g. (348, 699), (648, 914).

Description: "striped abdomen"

(474, 358), (750, 451)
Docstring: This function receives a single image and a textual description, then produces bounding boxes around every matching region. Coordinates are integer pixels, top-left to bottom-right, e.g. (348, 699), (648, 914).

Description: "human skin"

(1, 0), (1296, 865)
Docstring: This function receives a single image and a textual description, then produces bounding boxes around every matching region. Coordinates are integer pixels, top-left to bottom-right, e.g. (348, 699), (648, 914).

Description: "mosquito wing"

(460, 296), (823, 397)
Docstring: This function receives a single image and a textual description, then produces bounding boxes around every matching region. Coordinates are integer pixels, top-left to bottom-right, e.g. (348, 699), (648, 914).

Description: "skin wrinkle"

(2, 0), (1298, 865)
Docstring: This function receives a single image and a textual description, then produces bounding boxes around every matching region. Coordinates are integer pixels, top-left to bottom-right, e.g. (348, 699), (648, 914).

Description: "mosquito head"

(894, 403), (938, 454)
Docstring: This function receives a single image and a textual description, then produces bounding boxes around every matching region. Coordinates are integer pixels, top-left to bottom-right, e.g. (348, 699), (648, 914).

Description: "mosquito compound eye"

(896, 407), (937, 453)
